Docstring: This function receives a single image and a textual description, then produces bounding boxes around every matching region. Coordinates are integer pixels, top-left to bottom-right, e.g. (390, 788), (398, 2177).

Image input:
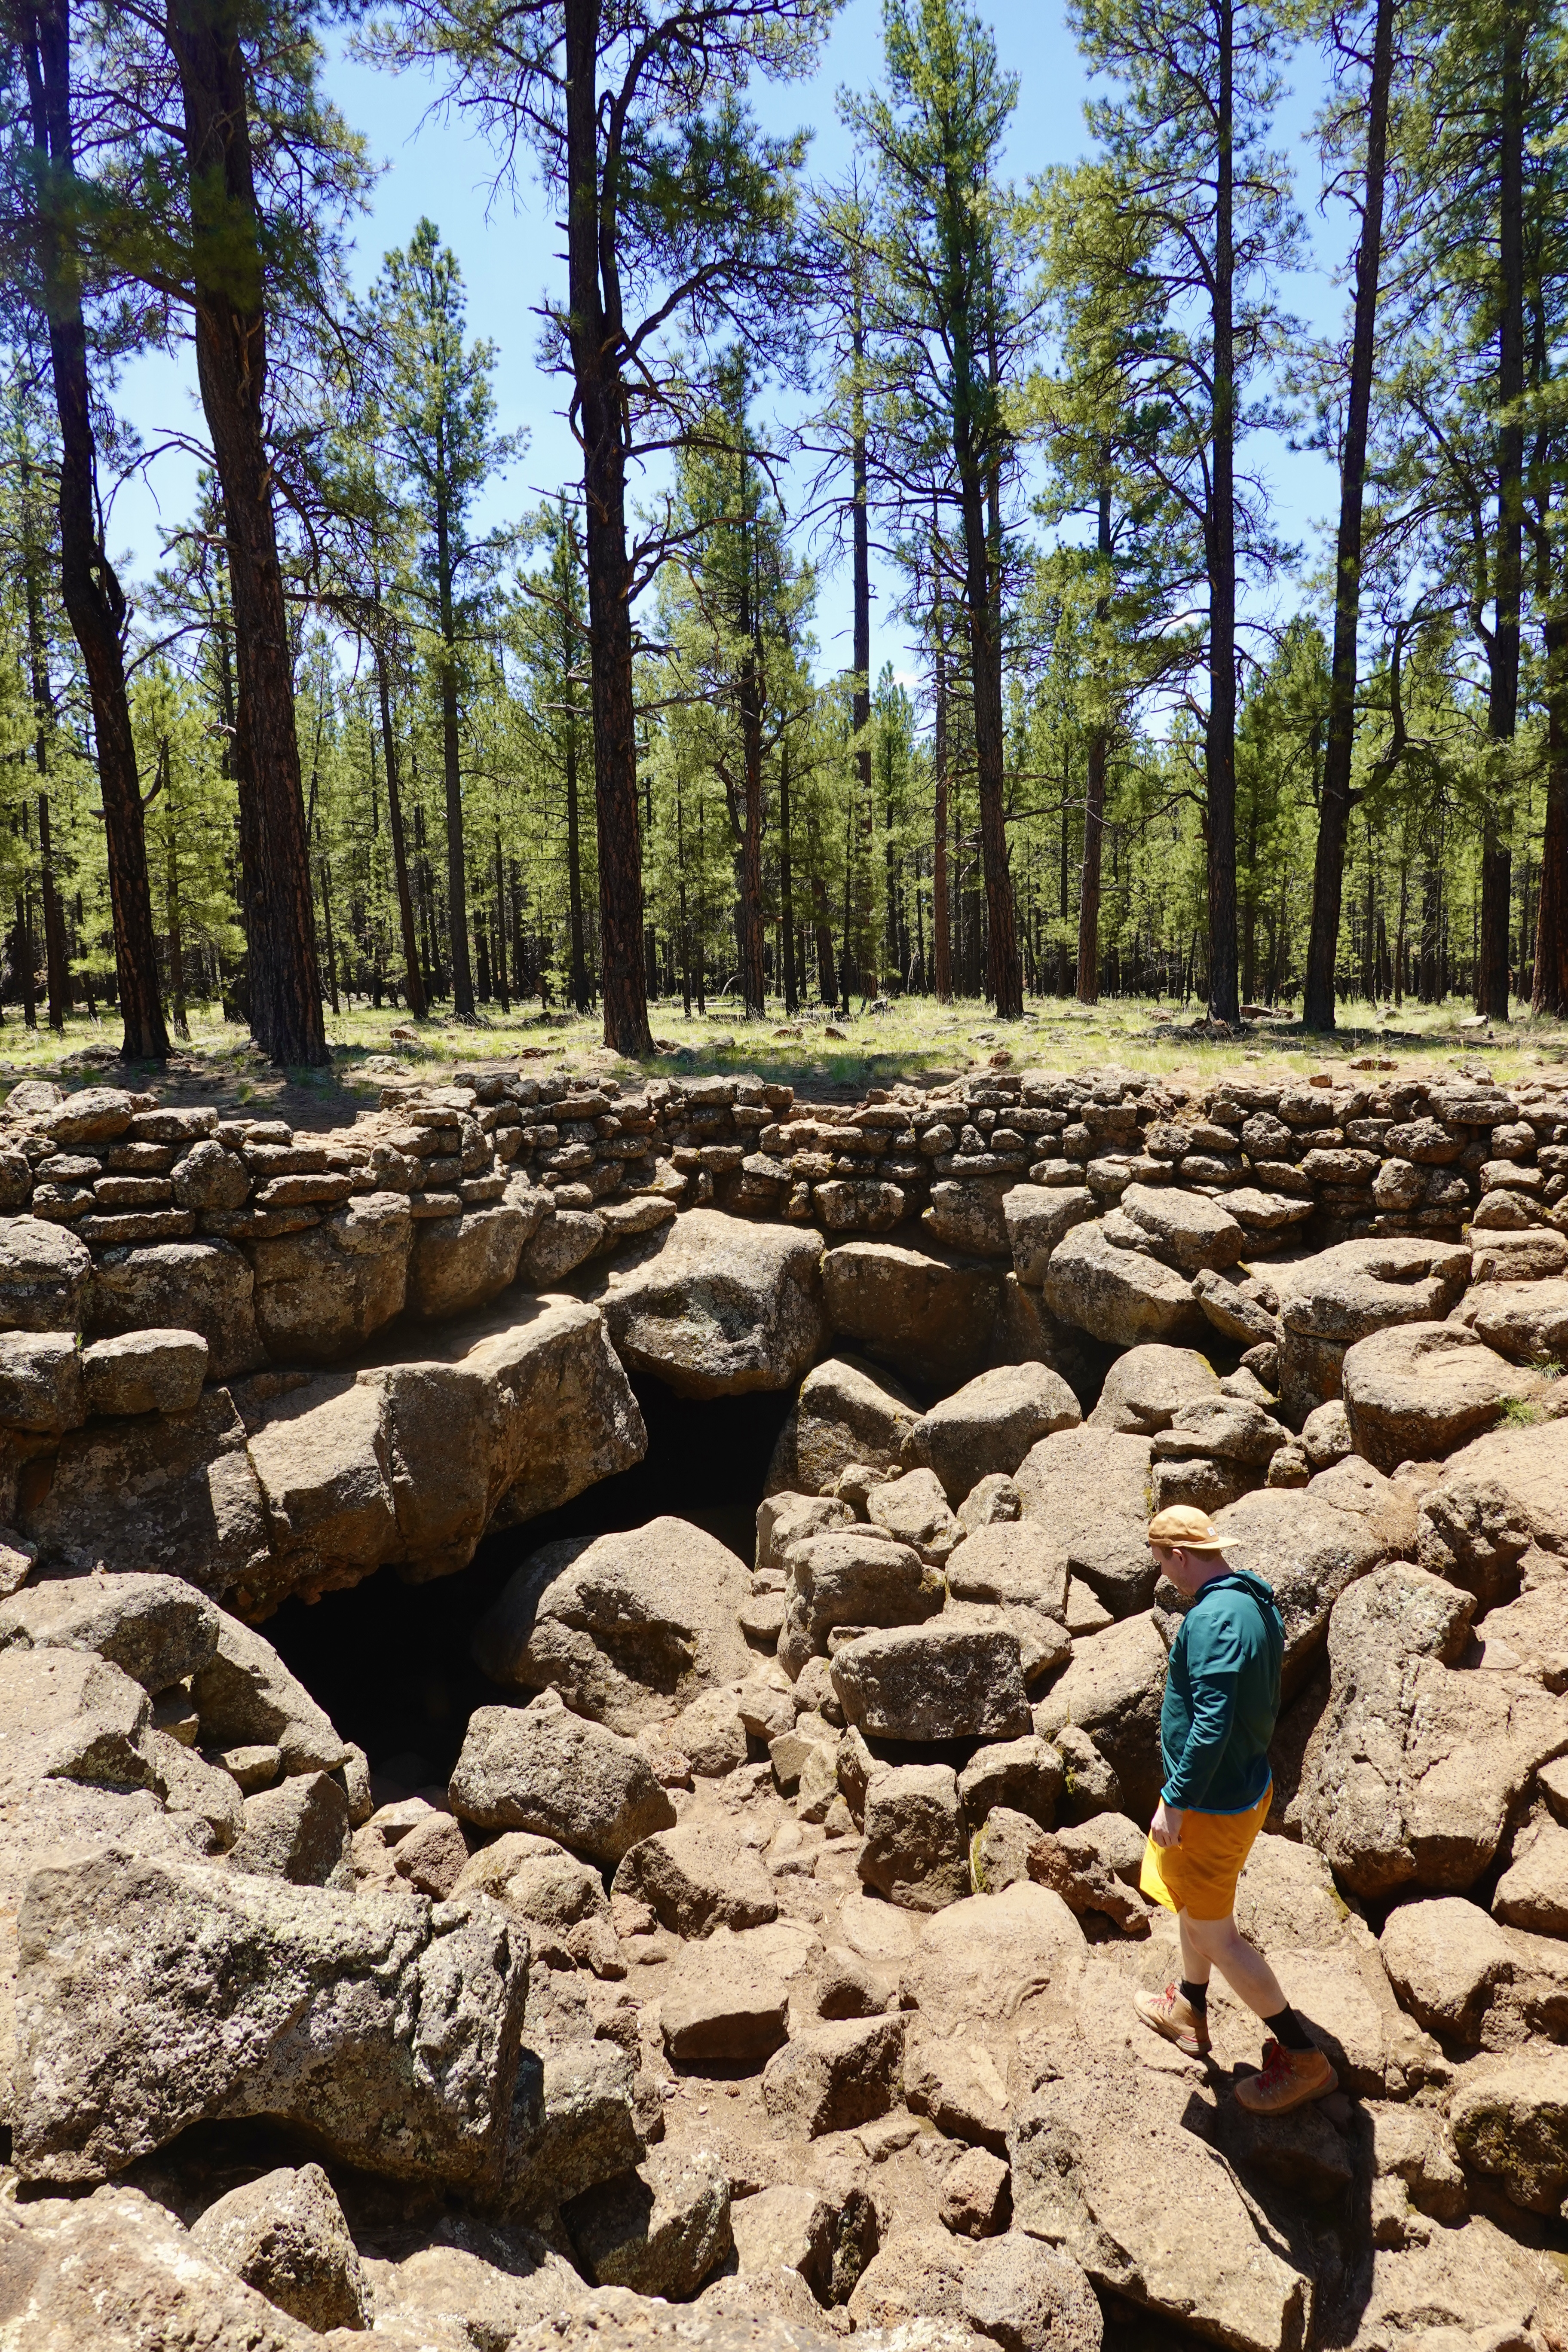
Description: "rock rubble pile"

(4, 1053), (1568, 2352)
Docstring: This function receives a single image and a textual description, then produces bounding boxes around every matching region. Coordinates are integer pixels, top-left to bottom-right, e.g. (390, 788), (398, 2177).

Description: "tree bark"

(779, 733), (797, 1011)
(1303, 0), (1395, 1030)
(566, 707), (591, 1011)
(432, 471), (475, 1018)
(1534, 608), (1568, 1011)
(165, 0), (324, 1065)
(563, 0), (653, 1056)
(371, 614), (426, 1017)
(957, 464), (1023, 1017)
(736, 636), (767, 1017)
(1077, 478), (1113, 1004)
(1478, 3), (1527, 1021)
(1205, 0), (1240, 1026)
(18, 472), (68, 1031)
(20, 0), (168, 1060)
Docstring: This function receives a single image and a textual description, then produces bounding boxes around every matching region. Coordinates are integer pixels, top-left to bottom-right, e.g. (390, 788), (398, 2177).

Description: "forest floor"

(2, 990), (1565, 1127)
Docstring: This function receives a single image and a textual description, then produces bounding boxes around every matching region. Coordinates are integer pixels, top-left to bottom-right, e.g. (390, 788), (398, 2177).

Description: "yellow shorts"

(1139, 1783), (1272, 1922)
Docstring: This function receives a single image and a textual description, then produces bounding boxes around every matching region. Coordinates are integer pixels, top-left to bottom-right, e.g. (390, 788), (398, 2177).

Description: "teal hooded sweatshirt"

(1159, 1568), (1284, 1815)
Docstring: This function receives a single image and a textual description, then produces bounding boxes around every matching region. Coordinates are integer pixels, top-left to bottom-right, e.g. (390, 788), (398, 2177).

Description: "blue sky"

(106, 0), (1349, 696)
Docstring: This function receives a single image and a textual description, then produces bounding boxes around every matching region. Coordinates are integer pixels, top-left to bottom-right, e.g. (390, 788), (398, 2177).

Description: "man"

(1132, 1503), (1338, 2116)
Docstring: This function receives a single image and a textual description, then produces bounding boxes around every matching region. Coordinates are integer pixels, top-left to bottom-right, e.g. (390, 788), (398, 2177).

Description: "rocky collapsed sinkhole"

(10, 1062), (1568, 2352)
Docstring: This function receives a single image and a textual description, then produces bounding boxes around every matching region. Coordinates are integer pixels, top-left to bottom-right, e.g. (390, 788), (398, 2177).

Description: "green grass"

(6, 988), (1568, 1124)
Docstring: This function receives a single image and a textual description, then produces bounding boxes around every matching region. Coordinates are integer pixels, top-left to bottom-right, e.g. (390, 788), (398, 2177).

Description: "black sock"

(1179, 1978), (1209, 2015)
(1262, 2004), (1314, 2053)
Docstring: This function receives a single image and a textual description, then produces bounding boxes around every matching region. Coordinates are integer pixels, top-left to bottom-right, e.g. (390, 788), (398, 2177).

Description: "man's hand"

(1150, 1799), (1184, 1850)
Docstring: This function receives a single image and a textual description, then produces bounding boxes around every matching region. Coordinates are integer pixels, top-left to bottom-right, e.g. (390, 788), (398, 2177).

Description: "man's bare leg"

(1181, 1911), (1289, 2017)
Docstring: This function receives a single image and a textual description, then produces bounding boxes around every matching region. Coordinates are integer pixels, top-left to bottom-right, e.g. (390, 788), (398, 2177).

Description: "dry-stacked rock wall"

(0, 1060), (1566, 1623)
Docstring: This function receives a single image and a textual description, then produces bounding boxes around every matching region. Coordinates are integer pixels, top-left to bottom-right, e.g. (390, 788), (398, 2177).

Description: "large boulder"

(408, 1201), (536, 1320)
(1117, 1184), (1245, 1275)
(1204, 1482), (1389, 1693)
(1008, 2036), (1311, 2352)
(449, 1689), (677, 1865)
(87, 1232), (262, 1373)
(11, 1850), (528, 2188)
(610, 1821), (778, 1936)
(1455, 1274), (1568, 1365)
(900, 1880), (1085, 2025)
(0, 2185), (325, 2351)
(764, 1356), (919, 1497)
(247, 1193), (413, 1363)
(866, 1467), (965, 1562)
(760, 2013), (905, 2135)
(1014, 1426), (1155, 1617)
(1341, 1320), (1549, 1473)
(1032, 1613), (1168, 1819)
(565, 2144), (732, 2298)
(946, 1522), (1069, 1622)
(1272, 1237), (1469, 1420)
(778, 1528), (943, 1676)
(822, 1237), (1004, 1388)
(453, 1830), (614, 1972)
(21, 1390), (272, 1602)
(1004, 1185), (1096, 1287)
(1043, 1220), (1206, 1348)
(80, 1327), (208, 1418)
(832, 1621), (1032, 1743)
(594, 1211), (824, 1397)
(0, 1332), (83, 1434)
(0, 1570), (219, 1692)
(1295, 1561), (1568, 1897)
(87, 1238), (263, 1381)
(0, 1217), (91, 1333)
(189, 2161), (371, 2331)
(1414, 1420), (1568, 1601)
(1379, 1894), (1519, 2041)
(1450, 2053), (1568, 2215)
(903, 1363), (1081, 1500)
(856, 1762), (968, 1909)
(472, 1517), (752, 1733)
(658, 1928), (792, 2065)
(191, 1611), (351, 1773)
(1086, 1343), (1220, 1435)
(243, 1295), (645, 1608)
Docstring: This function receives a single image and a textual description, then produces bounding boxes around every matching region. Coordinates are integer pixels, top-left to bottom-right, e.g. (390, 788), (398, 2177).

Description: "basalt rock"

(11, 1851), (529, 2189)
(473, 1517), (753, 1733)
(594, 1211), (825, 1397)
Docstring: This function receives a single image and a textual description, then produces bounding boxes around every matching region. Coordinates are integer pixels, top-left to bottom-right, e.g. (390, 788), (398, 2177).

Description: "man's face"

(1150, 1541), (1210, 1596)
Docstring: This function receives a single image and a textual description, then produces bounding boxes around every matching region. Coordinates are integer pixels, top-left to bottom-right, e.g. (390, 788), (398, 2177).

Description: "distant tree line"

(0, 0), (1562, 1063)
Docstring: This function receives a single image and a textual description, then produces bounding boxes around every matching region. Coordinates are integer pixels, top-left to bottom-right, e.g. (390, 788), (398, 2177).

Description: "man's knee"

(1182, 1910), (1244, 1960)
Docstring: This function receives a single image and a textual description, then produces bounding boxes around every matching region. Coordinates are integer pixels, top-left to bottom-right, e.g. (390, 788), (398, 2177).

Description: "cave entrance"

(263, 1378), (795, 1785)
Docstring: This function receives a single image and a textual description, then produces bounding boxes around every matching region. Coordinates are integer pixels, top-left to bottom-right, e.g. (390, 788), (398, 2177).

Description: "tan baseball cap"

(1147, 1505), (1227, 1551)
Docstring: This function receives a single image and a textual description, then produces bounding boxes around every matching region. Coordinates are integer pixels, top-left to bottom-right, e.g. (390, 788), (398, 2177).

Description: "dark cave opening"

(263, 1375), (796, 1785)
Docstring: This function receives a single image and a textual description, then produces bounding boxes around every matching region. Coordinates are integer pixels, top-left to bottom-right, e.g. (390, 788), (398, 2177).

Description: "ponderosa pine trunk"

(1077, 479), (1112, 1004)
(932, 522), (952, 1004)
(957, 462), (1023, 1017)
(433, 484), (475, 1019)
(1534, 609), (1568, 1012)
(18, 468), (68, 1030)
(563, 0), (653, 1057)
(165, 0), (325, 1065)
(779, 735), (798, 1012)
(1302, 0), (1395, 1030)
(371, 612), (425, 1017)
(1479, 4), (1527, 1021)
(20, 0), (168, 1060)
(1205, 0), (1240, 1027)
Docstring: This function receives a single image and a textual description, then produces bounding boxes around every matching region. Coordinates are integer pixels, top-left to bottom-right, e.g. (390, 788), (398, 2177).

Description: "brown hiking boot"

(1133, 1981), (1211, 2058)
(1233, 2038), (1338, 2115)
